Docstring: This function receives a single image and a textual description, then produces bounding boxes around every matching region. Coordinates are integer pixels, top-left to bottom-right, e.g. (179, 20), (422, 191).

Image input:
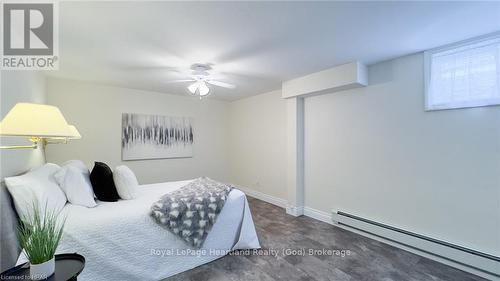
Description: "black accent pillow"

(90, 162), (120, 202)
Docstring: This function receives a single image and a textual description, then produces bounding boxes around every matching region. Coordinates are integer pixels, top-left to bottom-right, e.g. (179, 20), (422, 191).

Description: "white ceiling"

(49, 1), (500, 101)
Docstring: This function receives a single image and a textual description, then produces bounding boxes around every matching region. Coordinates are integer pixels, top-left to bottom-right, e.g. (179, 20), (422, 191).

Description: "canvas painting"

(122, 113), (194, 160)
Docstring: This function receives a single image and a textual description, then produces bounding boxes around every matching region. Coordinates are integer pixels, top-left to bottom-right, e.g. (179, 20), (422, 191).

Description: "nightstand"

(0, 253), (85, 281)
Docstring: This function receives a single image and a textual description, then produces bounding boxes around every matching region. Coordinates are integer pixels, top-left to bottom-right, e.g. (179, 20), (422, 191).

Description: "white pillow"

(61, 160), (89, 175)
(54, 163), (97, 208)
(113, 165), (139, 200)
(5, 163), (67, 219)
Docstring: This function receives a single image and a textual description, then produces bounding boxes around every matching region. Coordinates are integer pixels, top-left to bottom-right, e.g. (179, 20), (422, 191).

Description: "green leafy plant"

(17, 203), (66, 265)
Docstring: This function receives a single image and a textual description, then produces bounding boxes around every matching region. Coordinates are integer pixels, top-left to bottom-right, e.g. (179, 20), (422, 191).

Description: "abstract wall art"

(122, 113), (194, 160)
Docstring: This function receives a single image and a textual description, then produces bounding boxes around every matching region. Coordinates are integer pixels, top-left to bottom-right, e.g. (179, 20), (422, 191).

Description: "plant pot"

(30, 257), (55, 280)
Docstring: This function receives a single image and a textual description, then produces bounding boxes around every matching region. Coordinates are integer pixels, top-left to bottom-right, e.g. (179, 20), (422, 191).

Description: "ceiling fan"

(169, 63), (236, 99)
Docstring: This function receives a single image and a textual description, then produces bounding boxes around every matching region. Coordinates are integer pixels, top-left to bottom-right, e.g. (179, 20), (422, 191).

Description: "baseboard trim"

(286, 206), (304, 217)
(303, 207), (331, 223)
(236, 186), (287, 208)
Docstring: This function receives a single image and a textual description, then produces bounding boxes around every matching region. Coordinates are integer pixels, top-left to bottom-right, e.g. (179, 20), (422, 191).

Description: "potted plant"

(17, 203), (65, 280)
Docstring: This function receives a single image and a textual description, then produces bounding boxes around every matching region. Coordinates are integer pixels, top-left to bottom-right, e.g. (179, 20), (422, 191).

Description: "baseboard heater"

(336, 211), (500, 275)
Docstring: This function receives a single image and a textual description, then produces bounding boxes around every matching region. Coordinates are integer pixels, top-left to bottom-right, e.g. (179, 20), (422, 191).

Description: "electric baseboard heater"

(335, 211), (500, 277)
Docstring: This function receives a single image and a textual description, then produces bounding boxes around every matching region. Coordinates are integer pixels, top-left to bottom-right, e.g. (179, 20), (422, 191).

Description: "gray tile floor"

(166, 197), (485, 281)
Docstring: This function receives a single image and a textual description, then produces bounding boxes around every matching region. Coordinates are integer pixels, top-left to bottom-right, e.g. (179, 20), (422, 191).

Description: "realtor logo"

(1, 1), (59, 70)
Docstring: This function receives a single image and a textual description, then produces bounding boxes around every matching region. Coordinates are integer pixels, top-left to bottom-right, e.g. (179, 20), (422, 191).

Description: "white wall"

(0, 72), (47, 178)
(228, 90), (287, 200)
(45, 78), (230, 184)
(304, 53), (500, 256)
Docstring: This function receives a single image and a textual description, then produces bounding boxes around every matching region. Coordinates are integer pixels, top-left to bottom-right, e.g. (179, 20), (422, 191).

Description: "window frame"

(424, 32), (500, 111)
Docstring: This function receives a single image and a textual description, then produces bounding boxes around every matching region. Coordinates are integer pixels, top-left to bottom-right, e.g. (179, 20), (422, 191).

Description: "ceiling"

(48, 1), (500, 101)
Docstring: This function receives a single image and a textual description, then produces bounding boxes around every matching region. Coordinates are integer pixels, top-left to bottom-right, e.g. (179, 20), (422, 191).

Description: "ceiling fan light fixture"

(187, 82), (198, 94)
(198, 81), (210, 96)
(175, 63), (234, 98)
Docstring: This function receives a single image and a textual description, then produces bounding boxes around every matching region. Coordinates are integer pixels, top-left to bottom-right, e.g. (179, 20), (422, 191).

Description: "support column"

(282, 61), (367, 217)
(285, 97), (304, 216)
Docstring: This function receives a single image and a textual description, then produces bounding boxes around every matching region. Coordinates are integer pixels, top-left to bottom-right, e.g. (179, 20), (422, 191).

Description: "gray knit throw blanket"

(150, 177), (233, 248)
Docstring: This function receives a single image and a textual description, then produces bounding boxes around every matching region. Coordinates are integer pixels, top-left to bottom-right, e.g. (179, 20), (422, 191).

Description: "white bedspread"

(18, 180), (260, 281)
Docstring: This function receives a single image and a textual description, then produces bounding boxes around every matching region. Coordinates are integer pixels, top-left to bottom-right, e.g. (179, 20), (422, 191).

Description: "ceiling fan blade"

(206, 80), (236, 89)
(164, 79), (196, 84)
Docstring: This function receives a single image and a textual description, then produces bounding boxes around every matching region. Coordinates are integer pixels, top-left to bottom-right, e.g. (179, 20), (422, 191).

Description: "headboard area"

(0, 181), (20, 272)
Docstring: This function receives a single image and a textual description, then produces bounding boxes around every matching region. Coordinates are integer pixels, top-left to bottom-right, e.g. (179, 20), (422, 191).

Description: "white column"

(282, 61), (367, 217)
(285, 97), (304, 216)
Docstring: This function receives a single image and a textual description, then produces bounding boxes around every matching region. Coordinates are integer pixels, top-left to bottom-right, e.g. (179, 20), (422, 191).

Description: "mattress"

(18, 180), (260, 281)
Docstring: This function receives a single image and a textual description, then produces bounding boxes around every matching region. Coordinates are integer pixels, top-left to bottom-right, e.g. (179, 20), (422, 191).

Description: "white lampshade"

(188, 83), (198, 94)
(198, 81), (210, 96)
(0, 103), (73, 137)
(48, 125), (82, 142)
(67, 125), (81, 139)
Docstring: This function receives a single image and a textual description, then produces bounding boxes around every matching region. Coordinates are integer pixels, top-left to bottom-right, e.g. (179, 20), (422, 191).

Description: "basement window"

(424, 34), (500, 110)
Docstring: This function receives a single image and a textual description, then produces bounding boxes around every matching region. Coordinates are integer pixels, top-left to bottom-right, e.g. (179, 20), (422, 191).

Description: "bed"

(14, 179), (260, 281)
